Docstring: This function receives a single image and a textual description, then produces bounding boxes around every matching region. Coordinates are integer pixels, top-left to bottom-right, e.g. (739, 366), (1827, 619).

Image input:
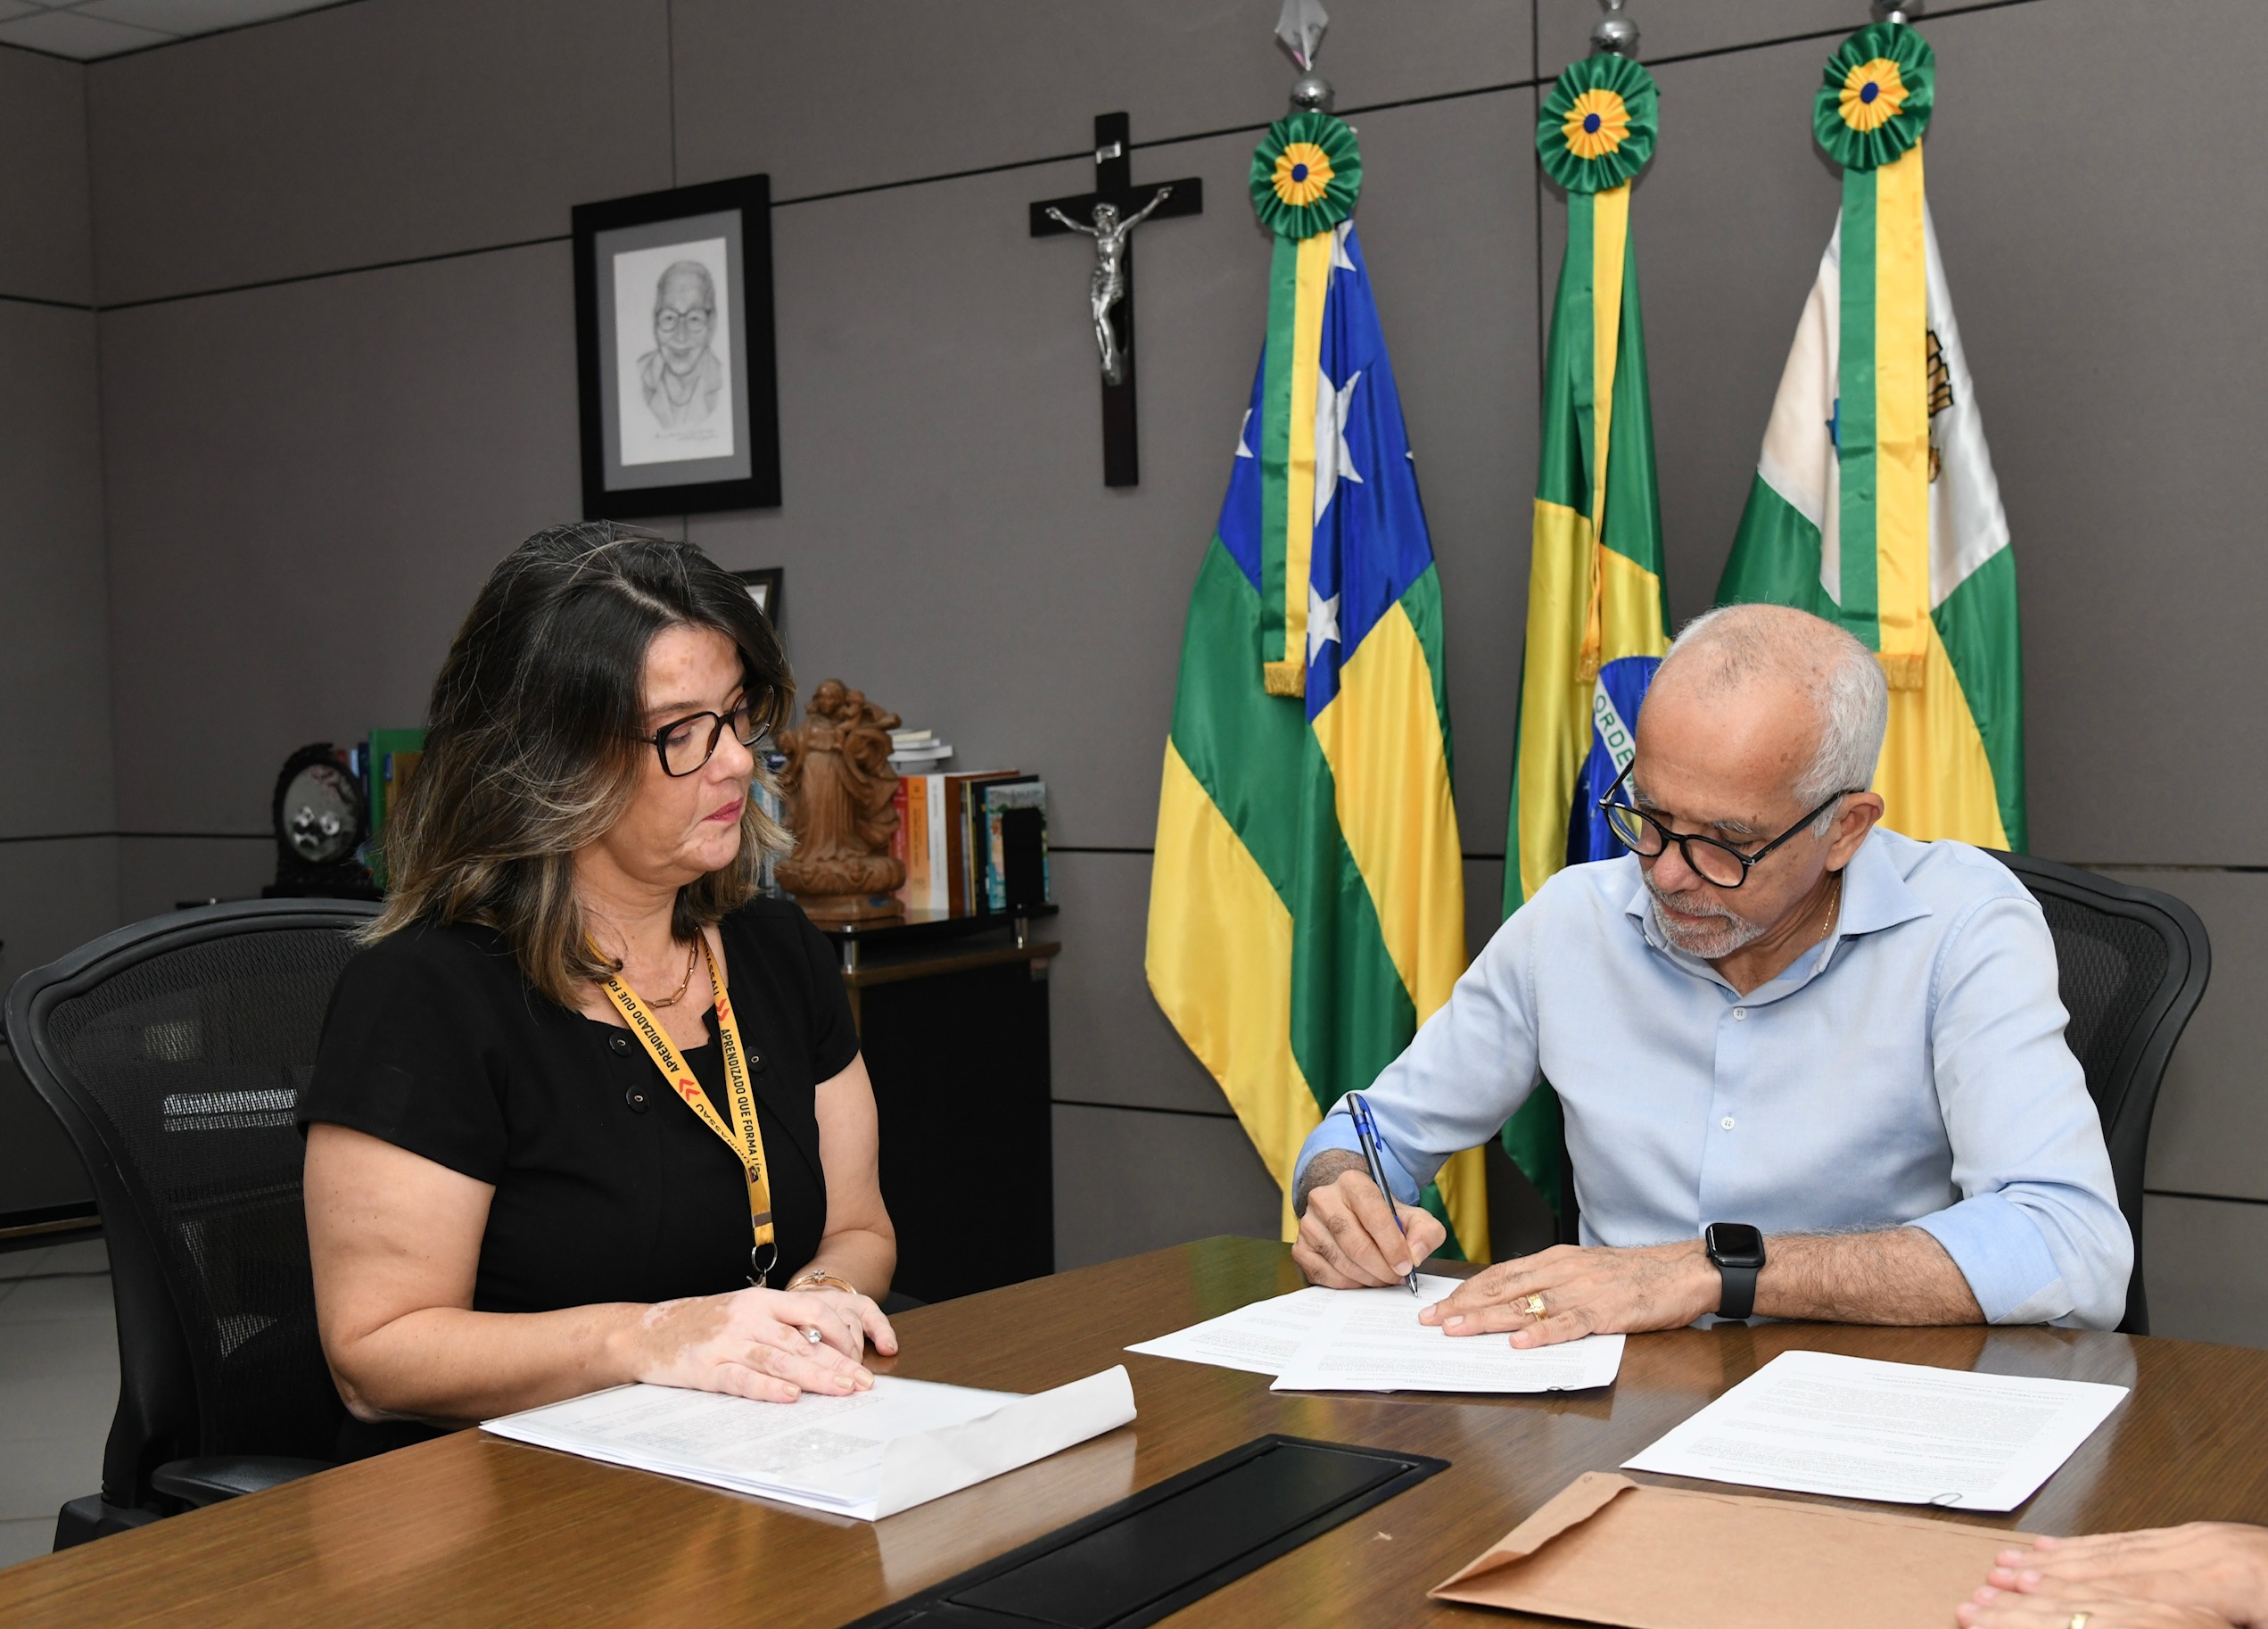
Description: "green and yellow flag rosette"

(1247, 109), (1362, 697)
(1501, 52), (1670, 1220)
(1814, 21), (1937, 693)
(1718, 20), (2022, 851)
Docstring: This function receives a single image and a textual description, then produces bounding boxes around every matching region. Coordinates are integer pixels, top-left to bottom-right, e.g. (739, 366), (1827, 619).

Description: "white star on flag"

(1331, 219), (1357, 271)
(1235, 408), (1254, 459)
(1313, 368), (1364, 522)
(1307, 583), (1340, 662)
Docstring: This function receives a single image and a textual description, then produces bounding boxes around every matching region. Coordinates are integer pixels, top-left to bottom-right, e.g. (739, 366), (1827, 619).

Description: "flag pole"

(1591, 0), (1637, 58)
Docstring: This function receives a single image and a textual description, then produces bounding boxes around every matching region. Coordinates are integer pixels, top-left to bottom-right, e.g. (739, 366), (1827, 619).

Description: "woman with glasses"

(298, 523), (895, 1453)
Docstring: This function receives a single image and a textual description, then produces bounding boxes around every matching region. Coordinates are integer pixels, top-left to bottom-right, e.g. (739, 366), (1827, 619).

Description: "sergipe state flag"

(1147, 109), (1488, 1260)
(1502, 54), (1670, 1219)
(1718, 21), (2024, 848)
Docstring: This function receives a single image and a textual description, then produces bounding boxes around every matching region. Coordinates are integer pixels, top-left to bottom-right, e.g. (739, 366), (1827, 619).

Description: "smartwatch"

(1705, 1222), (1767, 1321)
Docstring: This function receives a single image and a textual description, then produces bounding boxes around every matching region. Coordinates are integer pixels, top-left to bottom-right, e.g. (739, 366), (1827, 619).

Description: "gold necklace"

(1819, 871), (1844, 943)
(643, 935), (702, 1009)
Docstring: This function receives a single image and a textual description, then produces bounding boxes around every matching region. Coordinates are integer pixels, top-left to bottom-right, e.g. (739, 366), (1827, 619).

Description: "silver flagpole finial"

(1277, 0), (1333, 111)
(1592, 0), (1638, 58)
(1870, 0), (1924, 22)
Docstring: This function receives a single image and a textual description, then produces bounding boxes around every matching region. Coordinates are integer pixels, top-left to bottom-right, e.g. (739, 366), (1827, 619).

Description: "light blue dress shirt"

(1295, 829), (2132, 1329)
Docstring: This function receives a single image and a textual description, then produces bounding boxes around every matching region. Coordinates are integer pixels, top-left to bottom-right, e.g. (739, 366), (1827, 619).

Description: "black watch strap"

(1715, 1261), (1759, 1321)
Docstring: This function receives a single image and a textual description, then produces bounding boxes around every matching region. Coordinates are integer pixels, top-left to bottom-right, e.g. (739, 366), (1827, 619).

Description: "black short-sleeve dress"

(298, 898), (860, 1316)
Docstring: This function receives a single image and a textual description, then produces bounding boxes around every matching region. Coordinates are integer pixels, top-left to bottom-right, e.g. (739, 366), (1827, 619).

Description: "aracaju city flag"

(1147, 109), (1488, 1259)
(1501, 54), (1669, 1218)
(1718, 21), (2024, 848)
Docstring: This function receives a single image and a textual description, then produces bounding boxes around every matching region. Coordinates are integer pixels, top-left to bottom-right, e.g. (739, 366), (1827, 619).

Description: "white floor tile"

(0, 1436), (99, 1521)
(0, 1517), (53, 1571)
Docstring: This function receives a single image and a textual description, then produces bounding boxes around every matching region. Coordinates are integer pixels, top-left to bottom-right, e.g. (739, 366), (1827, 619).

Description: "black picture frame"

(733, 566), (784, 632)
(573, 174), (781, 517)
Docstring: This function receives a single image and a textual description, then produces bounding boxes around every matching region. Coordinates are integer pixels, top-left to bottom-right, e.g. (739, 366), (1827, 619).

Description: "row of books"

(890, 771), (1051, 917)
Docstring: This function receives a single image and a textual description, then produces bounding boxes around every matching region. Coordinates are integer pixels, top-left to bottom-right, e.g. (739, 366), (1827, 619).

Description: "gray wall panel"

(689, 88), (1538, 853)
(671, 0), (1534, 203)
(2096, 867), (2267, 1204)
(0, 839), (119, 995)
(2143, 1193), (2268, 1348)
(0, 47), (92, 306)
(0, 304), (111, 838)
(84, 0), (672, 306)
(1052, 1102), (1279, 1272)
(114, 837), (272, 925)
(1045, 850), (1228, 1118)
(1536, 1), (1880, 73)
(96, 243), (581, 832)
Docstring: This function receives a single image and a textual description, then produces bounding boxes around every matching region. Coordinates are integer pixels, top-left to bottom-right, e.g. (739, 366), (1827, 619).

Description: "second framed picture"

(573, 174), (781, 517)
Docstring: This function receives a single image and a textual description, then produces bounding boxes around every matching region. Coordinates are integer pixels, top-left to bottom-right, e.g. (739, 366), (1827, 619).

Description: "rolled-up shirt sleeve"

(1293, 888), (1549, 1205)
(1909, 891), (2134, 1329)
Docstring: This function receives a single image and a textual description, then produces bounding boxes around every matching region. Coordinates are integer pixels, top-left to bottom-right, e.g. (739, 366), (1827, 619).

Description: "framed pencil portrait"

(573, 174), (781, 517)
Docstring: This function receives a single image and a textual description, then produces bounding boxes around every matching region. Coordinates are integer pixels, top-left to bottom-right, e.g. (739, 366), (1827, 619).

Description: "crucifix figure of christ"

(1046, 186), (1173, 389)
(1030, 112), (1204, 486)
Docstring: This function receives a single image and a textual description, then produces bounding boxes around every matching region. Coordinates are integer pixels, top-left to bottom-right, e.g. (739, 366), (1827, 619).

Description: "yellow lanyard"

(598, 934), (778, 1285)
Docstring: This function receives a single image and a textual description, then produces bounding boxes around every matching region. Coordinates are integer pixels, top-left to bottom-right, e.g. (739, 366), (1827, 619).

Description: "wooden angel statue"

(773, 679), (905, 922)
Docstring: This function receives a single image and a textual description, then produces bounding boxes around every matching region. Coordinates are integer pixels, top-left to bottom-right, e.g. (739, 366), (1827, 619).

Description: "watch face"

(1707, 1222), (1766, 1268)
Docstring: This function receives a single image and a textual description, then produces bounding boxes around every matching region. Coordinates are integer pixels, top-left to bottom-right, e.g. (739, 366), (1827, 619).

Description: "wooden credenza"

(820, 906), (1059, 1304)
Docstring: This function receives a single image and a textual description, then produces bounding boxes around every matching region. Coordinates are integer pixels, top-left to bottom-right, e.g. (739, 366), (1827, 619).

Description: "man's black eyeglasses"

(1597, 759), (1860, 890)
(646, 700), (765, 777)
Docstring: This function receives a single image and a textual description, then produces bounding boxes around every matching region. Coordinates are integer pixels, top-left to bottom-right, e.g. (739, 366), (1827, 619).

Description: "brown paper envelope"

(1431, 1472), (2025, 1629)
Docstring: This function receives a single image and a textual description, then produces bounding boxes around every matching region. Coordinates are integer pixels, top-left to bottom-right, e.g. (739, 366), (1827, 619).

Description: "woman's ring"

(2067, 1615), (2089, 1629)
(803, 1326), (825, 1345)
(1521, 1293), (1547, 1319)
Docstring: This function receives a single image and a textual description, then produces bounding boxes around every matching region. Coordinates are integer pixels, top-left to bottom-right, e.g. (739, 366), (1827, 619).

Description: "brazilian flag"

(1147, 110), (1487, 1260)
(1502, 54), (1669, 1219)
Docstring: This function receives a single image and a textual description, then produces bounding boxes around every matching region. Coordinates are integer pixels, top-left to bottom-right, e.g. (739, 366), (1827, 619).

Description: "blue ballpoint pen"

(1346, 1093), (1421, 1295)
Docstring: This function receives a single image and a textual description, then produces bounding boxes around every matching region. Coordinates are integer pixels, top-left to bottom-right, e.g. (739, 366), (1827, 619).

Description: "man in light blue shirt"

(1293, 605), (2130, 1339)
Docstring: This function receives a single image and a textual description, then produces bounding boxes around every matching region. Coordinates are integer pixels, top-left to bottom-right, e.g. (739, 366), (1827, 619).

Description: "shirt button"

(624, 1087), (649, 1113)
(608, 1034), (631, 1056)
(749, 1052), (766, 1073)
(1732, 1008), (1747, 1021)
(1720, 1116), (1736, 1130)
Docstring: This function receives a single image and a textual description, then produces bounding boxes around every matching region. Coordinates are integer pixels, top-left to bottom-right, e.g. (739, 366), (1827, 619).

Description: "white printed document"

(1623, 1349), (2129, 1511)
(1126, 1276), (1458, 1377)
(482, 1365), (1135, 1521)
(1270, 1286), (1624, 1394)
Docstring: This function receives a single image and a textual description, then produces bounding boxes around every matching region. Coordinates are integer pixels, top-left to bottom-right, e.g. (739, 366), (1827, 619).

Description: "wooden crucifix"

(1030, 112), (1203, 486)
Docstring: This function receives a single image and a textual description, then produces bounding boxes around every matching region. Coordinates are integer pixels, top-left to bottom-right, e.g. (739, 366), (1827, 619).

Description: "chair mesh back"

(2034, 895), (2169, 1137)
(43, 925), (359, 1459)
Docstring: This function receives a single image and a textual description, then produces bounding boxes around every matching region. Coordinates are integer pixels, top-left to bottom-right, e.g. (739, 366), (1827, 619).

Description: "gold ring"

(2068, 1615), (2088, 1629)
(1521, 1293), (1547, 1319)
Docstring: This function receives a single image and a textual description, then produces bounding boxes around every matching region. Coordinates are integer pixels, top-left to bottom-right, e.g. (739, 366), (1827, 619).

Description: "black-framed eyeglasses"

(1597, 759), (1860, 890)
(645, 700), (765, 777)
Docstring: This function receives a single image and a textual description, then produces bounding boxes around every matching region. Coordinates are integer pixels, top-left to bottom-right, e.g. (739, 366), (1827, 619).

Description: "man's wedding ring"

(1521, 1293), (1548, 1319)
(2067, 1615), (2089, 1629)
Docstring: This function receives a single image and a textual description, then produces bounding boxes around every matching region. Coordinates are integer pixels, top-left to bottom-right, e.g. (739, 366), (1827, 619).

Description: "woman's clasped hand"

(629, 1286), (899, 1404)
(1956, 1525), (2268, 1629)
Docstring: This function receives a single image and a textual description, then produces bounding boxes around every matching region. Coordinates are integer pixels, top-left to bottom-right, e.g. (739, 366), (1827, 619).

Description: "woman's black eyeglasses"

(645, 700), (766, 777)
(1597, 759), (1859, 890)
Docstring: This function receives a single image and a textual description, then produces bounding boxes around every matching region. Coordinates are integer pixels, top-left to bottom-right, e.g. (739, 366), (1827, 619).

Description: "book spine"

(904, 776), (928, 907)
(944, 777), (969, 917)
(925, 775), (947, 910)
(987, 806), (1008, 914)
(889, 778), (911, 907)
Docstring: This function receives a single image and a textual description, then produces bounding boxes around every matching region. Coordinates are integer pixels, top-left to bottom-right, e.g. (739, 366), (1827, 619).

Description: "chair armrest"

(151, 1455), (333, 1507)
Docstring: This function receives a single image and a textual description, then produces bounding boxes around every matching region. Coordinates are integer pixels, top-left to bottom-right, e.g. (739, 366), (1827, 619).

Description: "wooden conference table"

(9, 1236), (2268, 1627)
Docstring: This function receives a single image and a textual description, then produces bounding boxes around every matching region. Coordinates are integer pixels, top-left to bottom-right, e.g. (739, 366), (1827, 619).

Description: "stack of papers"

(1624, 1350), (2129, 1511)
(483, 1366), (1134, 1520)
(1127, 1278), (1624, 1394)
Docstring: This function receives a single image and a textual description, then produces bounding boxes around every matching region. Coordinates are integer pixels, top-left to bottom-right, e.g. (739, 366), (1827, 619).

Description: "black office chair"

(1988, 853), (2210, 1336)
(4, 898), (379, 1548)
